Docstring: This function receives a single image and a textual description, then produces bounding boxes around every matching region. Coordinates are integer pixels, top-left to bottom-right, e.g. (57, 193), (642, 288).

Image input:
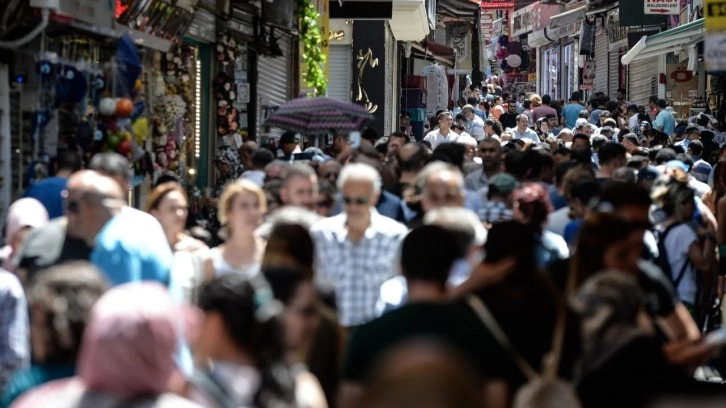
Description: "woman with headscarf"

(203, 145), (244, 240)
(0, 198), (49, 272)
(12, 282), (200, 407)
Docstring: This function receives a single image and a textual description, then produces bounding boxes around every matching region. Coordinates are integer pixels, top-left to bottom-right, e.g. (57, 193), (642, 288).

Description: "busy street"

(0, 0), (725, 407)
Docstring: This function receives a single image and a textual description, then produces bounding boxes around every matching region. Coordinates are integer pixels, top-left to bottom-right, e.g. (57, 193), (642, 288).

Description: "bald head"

(419, 162), (465, 212)
(67, 170), (125, 201)
(66, 170), (124, 244)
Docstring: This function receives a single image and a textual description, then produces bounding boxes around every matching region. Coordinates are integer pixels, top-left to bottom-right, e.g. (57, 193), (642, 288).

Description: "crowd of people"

(0, 85), (726, 407)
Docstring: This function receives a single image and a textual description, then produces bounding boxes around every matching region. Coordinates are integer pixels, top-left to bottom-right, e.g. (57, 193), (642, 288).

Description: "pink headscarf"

(1, 198), (48, 270)
(77, 282), (180, 397)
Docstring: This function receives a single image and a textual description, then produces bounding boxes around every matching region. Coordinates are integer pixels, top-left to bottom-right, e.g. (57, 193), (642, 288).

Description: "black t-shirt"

(14, 218), (92, 280)
(343, 301), (516, 383)
(499, 112), (518, 130)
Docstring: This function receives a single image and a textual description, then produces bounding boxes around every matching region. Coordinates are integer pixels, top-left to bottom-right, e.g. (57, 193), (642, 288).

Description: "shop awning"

(411, 41), (455, 66)
(549, 5), (587, 30)
(439, 0), (480, 19)
(389, 0), (429, 41)
(528, 28), (554, 48)
(621, 18), (704, 65)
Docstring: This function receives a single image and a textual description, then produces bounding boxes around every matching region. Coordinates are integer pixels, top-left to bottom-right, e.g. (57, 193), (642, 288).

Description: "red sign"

(481, 0), (514, 10)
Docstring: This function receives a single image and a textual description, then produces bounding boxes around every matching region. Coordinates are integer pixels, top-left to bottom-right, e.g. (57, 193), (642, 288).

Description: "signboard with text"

(706, 0), (726, 29)
(481, 0), (514, 10)
(644, 0), (679, 15)
(705, 31), (726, 71)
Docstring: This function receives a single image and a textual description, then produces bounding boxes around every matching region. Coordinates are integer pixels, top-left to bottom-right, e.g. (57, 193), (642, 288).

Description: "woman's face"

(282, 281), (320, 353)
(602, 231), (644, 275)
(540, 121), (549, 133)
(151, 191), (188, 239)
(227, 192), (262, 235)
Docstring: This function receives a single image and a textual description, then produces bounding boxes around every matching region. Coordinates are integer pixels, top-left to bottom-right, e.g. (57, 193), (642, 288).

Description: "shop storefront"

(547, 2), (584, 100)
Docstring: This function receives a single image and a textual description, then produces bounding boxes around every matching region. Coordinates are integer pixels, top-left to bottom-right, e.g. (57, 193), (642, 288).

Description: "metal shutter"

(628, 56), (658, 106)
(594, 26), (608, 95)
(609, 47), (621, 98)
(327, 45), (352, 103)
(258, 33), (293, 109)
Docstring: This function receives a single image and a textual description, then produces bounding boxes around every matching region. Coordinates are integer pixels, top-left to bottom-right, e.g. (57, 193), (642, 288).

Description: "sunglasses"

(66, 199), (81, 214)
(343, 196), (369, 205)
(316, 199), (333, 207)
(322, 172), (339, 179)
(479, 148), (498, 153)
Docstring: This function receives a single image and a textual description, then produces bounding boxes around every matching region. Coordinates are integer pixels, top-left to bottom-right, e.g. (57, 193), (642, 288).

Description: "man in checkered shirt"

(310, 163), (408, 328)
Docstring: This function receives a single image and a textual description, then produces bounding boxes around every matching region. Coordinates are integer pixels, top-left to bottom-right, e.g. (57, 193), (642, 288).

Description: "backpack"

(655, 223), (692, 291)
(467, 296), (581, 408)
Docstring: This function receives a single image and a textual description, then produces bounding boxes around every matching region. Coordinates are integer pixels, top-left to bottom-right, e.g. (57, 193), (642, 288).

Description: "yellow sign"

(706, 0), (726, 29)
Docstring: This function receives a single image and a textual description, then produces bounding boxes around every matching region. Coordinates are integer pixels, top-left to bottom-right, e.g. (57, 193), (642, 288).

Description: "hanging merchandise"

(420, 64), (449, 118)
(506, 54), (522, 68)
(149, 43), (196, 180)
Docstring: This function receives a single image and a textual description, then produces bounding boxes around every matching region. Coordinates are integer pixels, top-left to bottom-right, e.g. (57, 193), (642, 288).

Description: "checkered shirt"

(0, 269), (29, 387)
(479, 201), (513, 224)
(310, 209), (408, 327)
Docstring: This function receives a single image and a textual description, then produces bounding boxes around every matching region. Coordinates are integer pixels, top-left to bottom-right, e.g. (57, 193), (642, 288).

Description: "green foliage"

(297, 0), (327, 96)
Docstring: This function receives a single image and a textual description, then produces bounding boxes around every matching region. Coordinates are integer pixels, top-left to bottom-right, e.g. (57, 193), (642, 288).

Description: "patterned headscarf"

(215, 145), (240, 168)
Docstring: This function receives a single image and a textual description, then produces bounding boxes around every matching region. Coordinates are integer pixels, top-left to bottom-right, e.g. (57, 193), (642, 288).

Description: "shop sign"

(706, 0), (726, 29)
(644, 0), (679, 15)
(481, 10), (495, 43)
(237, 83), (250, 103)
(481, 1), (514, 10)
(579, 60), (595, 91)
(511, 4), (534, 37)
(704, 30), (726, 71)
(532, 3), (563, 31)
(60, 0), (114, 28)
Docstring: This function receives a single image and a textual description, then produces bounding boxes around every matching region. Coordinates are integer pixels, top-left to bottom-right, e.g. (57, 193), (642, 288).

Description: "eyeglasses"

(343, 196), (369, 205)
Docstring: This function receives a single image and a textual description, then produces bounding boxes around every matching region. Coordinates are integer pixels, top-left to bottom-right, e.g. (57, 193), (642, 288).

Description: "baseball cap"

(488, 173), (519, 197)
(280, 132), (300, 145)
(665, 160), (689, 172)
(637, 166), (661, 182)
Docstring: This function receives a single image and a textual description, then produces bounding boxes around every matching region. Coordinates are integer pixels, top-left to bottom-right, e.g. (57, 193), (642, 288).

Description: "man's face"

(572, 137), (589, 150)
(478, 141), (501, 168)
(63, 188), (92, 240)
(341, 180), (375, 222)
(421, 173), (464, 212)
(617, 91), (625, 101)
(400, 115), (410, 127)
(517, 116), (528, 129)
(688, 130), (701, 141)
(439, 114), (453, 130)
(547, 117), (557, 128)
(579, 125), (592, 137)
(508, 104), (516, 114)
(387, 136), (406, 154)
(280, 175), (318, 210)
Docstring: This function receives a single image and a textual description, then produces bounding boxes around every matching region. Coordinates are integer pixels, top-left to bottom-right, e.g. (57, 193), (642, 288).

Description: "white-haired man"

(310, 163), (408, 329)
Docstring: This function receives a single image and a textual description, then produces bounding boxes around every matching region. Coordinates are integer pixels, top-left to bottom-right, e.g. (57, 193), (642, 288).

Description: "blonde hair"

(217, 179), (268, 224)
(529, 94), (542, 107)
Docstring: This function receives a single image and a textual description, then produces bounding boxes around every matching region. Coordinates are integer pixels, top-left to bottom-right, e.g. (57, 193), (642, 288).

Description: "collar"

(333, 208), (384, 244)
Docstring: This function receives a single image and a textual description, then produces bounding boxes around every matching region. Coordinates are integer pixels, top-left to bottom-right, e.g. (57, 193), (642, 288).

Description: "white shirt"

(513, 127), (539, 142)
(466, 116), (486, 140)
(423, 128), (459, 149)
(661, 223), (698, 305)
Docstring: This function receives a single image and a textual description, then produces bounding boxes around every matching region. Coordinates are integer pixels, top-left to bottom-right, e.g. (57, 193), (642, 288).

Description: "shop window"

(542, 47), (559, 99)
(563, 43), (575, 100)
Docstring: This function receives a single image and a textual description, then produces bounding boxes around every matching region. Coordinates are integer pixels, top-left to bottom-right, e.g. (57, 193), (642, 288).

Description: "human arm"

(449, 258), (516, 299)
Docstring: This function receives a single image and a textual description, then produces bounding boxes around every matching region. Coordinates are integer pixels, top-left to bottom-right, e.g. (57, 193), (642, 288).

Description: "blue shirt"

(561, 103), (585, 129)
(654, 110), (676, 136)
(23, 177), (68, 219)
(90, 208), (174, 287)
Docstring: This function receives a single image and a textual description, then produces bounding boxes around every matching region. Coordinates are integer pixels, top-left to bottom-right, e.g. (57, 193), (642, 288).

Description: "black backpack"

(655, 223), (692, 290)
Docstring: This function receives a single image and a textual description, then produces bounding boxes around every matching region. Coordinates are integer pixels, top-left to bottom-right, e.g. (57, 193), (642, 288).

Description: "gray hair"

(337, 163), (381, 194)
(424, 207), (487, 247)
(416, 162), (464, 191)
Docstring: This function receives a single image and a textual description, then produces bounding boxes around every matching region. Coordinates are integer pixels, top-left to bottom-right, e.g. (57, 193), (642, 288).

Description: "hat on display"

(55, 65), (88, 105)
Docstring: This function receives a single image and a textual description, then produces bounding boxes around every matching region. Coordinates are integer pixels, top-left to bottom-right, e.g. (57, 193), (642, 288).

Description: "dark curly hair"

(26, 261), (109, 364)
